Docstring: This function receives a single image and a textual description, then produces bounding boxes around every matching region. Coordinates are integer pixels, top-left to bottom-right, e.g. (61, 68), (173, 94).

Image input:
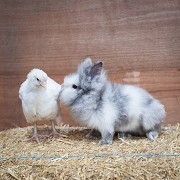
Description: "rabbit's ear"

(81, 58), (93, 69)
(78, 58), (93, 74)
(90, 61), (103, 79)
(84, 58), (92, 65)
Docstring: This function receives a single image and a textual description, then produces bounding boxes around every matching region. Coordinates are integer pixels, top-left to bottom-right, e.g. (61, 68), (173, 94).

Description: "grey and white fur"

(60, 58), (166, 145)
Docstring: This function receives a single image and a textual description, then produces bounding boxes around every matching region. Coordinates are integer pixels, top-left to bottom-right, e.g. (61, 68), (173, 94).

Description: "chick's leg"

(23, 122), (48, 144)
(49, 120), (68, 138)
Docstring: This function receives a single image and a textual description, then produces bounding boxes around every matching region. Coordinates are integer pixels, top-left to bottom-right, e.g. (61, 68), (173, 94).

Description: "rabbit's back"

(111, 84), (165, 134)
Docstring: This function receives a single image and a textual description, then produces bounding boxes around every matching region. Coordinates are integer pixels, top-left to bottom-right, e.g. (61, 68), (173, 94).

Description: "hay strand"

(0, 124), (179, 179)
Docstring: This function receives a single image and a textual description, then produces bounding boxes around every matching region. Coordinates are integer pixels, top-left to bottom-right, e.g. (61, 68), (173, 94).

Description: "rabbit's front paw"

(99, 139), (112, 145)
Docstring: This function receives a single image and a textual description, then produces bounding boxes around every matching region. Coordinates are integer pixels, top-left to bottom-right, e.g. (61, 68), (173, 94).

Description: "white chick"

(19, 68), (66, 143)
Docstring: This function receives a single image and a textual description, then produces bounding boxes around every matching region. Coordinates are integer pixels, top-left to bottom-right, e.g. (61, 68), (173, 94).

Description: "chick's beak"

(40, 79), (47, 89)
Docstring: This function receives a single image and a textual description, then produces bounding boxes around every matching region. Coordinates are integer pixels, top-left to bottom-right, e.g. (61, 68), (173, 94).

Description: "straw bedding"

(0, 124), (179, 179)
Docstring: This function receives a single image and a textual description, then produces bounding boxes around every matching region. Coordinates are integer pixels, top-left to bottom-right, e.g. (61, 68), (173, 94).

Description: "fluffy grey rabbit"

(60, 58), (166, 145)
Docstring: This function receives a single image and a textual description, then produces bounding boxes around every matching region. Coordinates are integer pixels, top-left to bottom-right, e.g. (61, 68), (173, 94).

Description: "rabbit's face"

(60, 58), (106, 106)
(60, 73), (81, 106)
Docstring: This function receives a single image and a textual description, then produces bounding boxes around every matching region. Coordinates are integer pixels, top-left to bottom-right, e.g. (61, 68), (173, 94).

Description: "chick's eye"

(72, 84), (78, 89)
(36, 78), (40, 81)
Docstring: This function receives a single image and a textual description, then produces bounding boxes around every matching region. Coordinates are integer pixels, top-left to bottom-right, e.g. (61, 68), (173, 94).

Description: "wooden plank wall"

(0, 0), (180, 131)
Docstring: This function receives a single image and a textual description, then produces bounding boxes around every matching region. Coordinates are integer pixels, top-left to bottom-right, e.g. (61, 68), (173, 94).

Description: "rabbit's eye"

(72, 84), (78, 89)
(36, 78), (40, 81)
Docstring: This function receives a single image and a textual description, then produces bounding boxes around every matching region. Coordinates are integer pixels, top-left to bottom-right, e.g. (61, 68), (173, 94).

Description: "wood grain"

(0, 0), (180, 131)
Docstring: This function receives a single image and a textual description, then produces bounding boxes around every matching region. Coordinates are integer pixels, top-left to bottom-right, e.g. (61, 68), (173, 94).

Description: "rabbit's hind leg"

(146, 130), (158, 140)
